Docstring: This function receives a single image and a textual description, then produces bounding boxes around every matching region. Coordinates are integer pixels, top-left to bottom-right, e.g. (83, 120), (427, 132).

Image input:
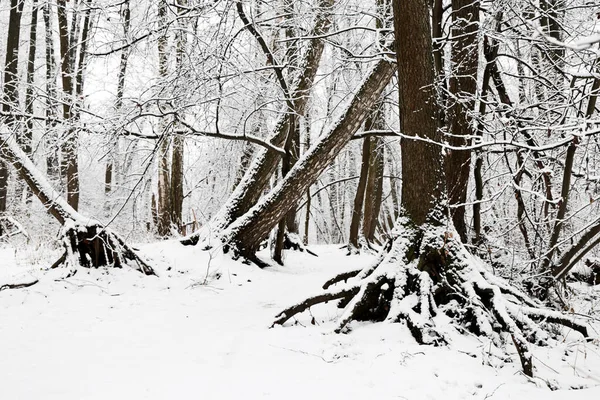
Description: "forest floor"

(1, 243), (600, 399)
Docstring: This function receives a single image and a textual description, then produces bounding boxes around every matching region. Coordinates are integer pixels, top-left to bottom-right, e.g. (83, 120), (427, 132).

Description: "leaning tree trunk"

(0, 126), (154, 275)
(183, 0), (334, 246)
(223, 59), (396, 263)
(271, 0), (590, 379)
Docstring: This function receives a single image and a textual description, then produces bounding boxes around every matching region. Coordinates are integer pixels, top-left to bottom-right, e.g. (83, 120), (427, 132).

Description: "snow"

(1, 243), (600, 399)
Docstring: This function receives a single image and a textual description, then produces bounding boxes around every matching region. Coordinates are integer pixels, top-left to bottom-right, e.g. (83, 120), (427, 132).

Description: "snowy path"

(0, 244), (599, 399)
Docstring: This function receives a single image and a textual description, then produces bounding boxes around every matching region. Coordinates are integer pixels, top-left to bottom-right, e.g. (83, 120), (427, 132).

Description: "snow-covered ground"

(1, 244), (599, 399)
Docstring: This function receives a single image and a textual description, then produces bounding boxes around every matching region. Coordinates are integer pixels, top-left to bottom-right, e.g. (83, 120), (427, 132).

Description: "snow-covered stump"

(273, 215), (590, 378)
(51, 220), (155, 276)
(1, 128), (155, 276)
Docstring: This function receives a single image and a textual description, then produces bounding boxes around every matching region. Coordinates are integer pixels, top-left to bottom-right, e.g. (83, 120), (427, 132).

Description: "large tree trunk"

(445, 0), (480, 243)
(223, 59), (396, 261)
(397, 0), (443, 224)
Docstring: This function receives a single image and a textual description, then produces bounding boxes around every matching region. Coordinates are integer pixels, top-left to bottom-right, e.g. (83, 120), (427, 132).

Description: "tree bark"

(395, 0), (443, 225)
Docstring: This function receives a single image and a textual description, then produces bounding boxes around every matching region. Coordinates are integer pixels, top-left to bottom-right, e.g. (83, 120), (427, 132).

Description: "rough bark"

(396, 0), (443, 225)
(23, 0), (40, 157)
(363, 136), (384, 243)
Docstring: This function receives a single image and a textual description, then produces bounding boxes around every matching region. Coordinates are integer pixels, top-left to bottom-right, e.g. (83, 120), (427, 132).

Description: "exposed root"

(53, 219), (155, 275)
(323, 269), (362, 290)
(272, 217), (591, 377)
(272, 286), (360, 327)
(0, 279), (38, 292)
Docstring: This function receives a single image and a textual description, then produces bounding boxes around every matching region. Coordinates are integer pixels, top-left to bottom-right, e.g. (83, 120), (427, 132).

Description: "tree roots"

(272, 218), (590, 377)
(51, 220), (155, 276)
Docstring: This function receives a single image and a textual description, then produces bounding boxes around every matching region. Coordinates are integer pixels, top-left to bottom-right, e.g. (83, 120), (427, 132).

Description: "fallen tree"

(0, 127), (154, 275)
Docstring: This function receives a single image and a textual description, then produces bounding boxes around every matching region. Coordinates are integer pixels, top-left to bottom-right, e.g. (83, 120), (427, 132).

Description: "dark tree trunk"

(272, 0), (302, 264)
(170, 135), (184, 232)
(396, 0), (443, 224)
(445, 0), (480, 243)
(0, 0), (25, 215)
(367, 144), (384, 243)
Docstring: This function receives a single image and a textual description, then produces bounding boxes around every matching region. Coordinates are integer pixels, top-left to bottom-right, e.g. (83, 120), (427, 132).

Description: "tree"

(271, 0), (589, 378)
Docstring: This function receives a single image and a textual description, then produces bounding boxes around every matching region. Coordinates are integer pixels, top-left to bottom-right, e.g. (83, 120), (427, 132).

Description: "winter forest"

(1, 0), (600, 398)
